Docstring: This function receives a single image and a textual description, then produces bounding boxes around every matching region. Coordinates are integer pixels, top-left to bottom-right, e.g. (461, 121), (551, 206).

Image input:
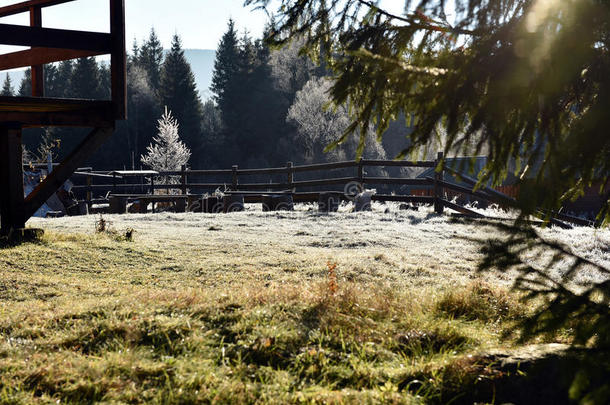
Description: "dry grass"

(0, 207), (605, 403)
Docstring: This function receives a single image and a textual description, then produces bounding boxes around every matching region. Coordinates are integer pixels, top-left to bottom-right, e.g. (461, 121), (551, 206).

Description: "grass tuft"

(435, 281), (525, 322)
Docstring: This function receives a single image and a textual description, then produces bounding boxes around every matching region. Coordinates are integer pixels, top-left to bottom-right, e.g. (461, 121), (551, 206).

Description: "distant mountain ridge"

(2, 48), (216, 101)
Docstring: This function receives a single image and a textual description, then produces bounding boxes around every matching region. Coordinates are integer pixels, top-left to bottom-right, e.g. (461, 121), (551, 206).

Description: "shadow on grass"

(451, 218), (610, 404)
(0, 228), (44, 249)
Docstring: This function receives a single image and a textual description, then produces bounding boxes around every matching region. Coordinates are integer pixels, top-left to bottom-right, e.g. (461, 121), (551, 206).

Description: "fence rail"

(63, 155), (595, 227)
(70, 156), (449, 213)
(72, 157), (445, 196)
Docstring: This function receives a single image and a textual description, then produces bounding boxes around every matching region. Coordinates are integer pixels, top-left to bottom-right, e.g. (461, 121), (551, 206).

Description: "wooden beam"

(0, 0), (75, 18)
(0, 124), (25, 233)
(0, 47), (106, 71)
(441, 199), (485, 218)
(0, 97), (114, 127)
(0, 23), (112, 53)
(0, 95), (111, 111)
(110, 0), (126, 119)
(23, 126), (113, 220)
(4, 111), (114, 128)
(29, 5), (44, 97)
(372, 195), (435, 204)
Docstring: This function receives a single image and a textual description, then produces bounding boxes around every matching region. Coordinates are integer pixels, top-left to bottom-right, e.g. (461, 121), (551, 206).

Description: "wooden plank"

(372, 195), (435, 204)
(174, 183), (227, 189)
(29, 5), (44, 97)
(434, 151), (444, 214)
(0, 97), (113, 127)
(363, 177), (431, 186)
(444, 166), (517, 207)
(162, 169), (232, 176)
(0, 124), (25, 232)
(237, 183), (289, 191)
(0, 0), (75, 17)
(292, 177), (359, 188)
(23, 126), (113, 220)
(291, 161), (358, 173)
(236, 167), (288, 175)
(0, 96), (110, 111)
(0, 47), (106, 71)
(2, 110), (113, 128)
(426, 177), (499, 203)
(450, 213), (547, 227)
(0, 23), (112, 53)
(441, 199), (485, 218)
(361, 159), (436, 168)
(110, 0), (126, 119)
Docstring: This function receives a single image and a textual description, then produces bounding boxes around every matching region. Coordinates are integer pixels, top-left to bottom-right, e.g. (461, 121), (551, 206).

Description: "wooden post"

(29, 6), (44, 97)
(86, 172), (92, 209)
(232, 165), (238, 190)
(434, 151), (444, 214)
(286, 161), (293, 190)
(181, 164), (187, 195)
(149, 175), (154, 195)
(0, 124), (26, 233)
(23, 127), (114, 220)
(357, 160), (364, 192)
(110, 0), (126, 119)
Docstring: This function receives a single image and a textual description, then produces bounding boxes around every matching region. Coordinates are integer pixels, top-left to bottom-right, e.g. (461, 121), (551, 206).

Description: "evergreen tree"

(211, 19), (240, 122)
(18, 69), (31, 97)
(141, 107), (191, 190)
(70, 57), (101, 99)
(43, 64), (60, 97)
(139, 29), (164, 90)
(54, 60), (73, 98)
(1, 73), (14, 96)
(98, 62), (111, 99)
(159, 34), (203, 161)
(210, 21), (296, 165)
(199, 99), (222, 165)
(130, 38), (140, 64)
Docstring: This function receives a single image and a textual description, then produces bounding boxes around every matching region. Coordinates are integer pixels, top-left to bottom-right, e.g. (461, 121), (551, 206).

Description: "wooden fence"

(71, 153), (447, 209)
(67, 153), (596, 227)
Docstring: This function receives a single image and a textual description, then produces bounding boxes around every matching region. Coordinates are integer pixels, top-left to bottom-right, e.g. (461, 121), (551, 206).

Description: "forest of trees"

(15, 23), (408, 171)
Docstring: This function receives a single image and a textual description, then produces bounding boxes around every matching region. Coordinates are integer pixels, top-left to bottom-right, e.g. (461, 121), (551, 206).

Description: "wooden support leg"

(0, 124), (25, 234)
(23, 126), (113, 221)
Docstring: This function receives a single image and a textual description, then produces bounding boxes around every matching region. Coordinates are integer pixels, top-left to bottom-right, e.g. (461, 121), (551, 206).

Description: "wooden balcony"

(0, 0), (126, 232)
(0, 96), (114, 127)
(0, 0), (126, 127)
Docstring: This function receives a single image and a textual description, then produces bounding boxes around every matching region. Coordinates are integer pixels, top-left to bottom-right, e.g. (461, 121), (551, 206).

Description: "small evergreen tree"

(1, 73), (14, 96)
(141, 107), (191, 192)
(130, 38), (140, 64)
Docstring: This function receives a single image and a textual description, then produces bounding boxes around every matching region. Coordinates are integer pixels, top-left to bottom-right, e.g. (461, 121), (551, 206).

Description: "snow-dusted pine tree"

(141, 107), (191, 194)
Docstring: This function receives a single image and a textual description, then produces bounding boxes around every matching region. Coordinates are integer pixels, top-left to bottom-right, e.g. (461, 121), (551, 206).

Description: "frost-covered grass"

(28, 202), (610, 287)
(0, 204), (605, 403)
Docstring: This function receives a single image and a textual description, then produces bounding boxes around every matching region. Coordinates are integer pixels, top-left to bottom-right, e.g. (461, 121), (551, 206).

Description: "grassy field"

(0, 205), (608, 403)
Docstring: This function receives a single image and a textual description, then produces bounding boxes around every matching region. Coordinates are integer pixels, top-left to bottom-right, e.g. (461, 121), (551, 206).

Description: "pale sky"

(0, 0), (405, 52)
(0, 0), (273, 52)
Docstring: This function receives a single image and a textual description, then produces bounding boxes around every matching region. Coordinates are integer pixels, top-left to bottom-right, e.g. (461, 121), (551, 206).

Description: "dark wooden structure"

(70, 155), (597, 227)
(0, 0), (126, 234)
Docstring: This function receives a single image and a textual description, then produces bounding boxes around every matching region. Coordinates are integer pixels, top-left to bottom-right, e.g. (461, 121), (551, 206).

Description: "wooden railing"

(0, 0), (126, 122)
(71, 155), (446, 209)
(67, 153), (598, 227)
